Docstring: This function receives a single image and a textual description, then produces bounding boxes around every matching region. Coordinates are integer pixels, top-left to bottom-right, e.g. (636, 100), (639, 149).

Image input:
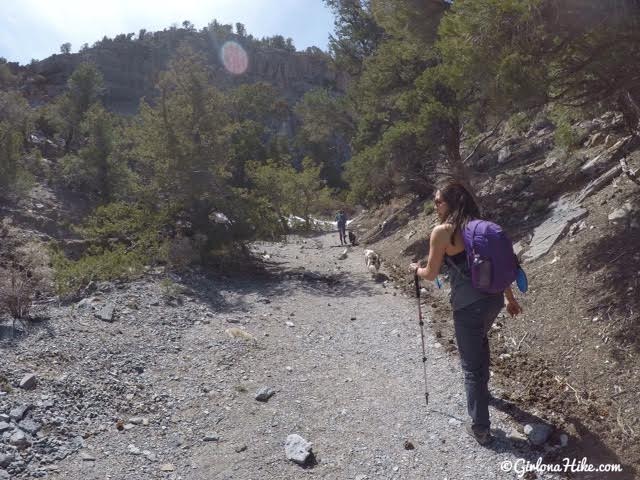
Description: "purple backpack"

(461, 219), (518, 294)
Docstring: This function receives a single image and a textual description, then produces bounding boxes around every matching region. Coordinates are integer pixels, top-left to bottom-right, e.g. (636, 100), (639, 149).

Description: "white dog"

(364, 249), (381, 275)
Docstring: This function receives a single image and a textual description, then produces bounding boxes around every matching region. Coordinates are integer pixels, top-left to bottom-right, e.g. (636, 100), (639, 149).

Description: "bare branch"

(463, 120), (503, 164)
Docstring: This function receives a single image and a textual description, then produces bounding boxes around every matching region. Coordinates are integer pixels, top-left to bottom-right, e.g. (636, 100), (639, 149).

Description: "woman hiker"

(409, 182), (523, 446)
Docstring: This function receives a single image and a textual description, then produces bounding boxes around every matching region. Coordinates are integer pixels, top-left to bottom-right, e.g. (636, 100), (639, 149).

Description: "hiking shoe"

(465, 424), (493, 446)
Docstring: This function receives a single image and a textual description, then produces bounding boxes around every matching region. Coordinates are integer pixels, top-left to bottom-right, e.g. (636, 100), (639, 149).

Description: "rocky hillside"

(351, 109), (640, 476)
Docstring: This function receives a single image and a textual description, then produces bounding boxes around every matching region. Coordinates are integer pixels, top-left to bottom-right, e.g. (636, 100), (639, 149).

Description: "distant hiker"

(335, 210), (347, 245)
(348, 230), (358, 246)
(409, 182), (522, 446)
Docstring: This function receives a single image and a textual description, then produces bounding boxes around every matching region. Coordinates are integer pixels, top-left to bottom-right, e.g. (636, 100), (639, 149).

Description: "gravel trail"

(2, 233), (561, 479)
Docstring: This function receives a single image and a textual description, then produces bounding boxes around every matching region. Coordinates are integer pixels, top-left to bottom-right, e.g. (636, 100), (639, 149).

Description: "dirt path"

(6, 233), (564, 480)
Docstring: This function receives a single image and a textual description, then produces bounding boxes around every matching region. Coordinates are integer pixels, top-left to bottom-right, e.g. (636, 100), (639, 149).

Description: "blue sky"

(0, 0), (336, 65)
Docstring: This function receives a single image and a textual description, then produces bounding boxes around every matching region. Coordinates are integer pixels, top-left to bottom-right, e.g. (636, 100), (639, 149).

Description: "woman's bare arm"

(414, 225), (449, 281)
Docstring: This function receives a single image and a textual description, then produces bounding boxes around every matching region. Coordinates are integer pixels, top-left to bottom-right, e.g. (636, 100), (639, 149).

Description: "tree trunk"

(443, 124), (477, 201)
(64, 129), (74, 154)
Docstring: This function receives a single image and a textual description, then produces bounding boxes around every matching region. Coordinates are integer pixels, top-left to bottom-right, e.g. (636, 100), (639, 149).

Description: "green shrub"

(74, 202), (165, 250)
(51, 244), (148, 295)
(549, 105), (580, 152)
(51, 202), (168, 295)
(0, 122), (24, 194)
(554, 121), (579, 151)
(57, 153), (101, 192)
(396, 211), (410, 226)
(23, 150), (50, 180)
(11, 169), (35, 196)
(506, 111), (531, 136)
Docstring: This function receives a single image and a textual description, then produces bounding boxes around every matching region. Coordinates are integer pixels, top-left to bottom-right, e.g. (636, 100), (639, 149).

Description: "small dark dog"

(348, 230), (358, 246)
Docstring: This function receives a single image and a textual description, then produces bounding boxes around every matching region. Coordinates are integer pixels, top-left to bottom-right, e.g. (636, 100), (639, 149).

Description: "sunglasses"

(434, 198), (445, 206)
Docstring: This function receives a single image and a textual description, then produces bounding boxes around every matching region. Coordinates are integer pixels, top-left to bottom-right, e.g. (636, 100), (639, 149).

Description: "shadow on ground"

(489, 396), (634, 479)
(174, 259), (378, 317)
(574, 203), (640, 355)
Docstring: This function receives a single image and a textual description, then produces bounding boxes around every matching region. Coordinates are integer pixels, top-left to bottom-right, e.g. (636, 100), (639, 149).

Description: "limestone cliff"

(20, 30), (345, 114)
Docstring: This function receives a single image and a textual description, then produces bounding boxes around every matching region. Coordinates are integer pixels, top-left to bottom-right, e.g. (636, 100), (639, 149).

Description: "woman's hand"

(409, 263), (419, 274)
(506, 298), (523, 317)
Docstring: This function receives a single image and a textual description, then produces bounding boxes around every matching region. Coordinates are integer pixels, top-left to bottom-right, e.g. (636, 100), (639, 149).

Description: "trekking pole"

(414, 274), (429, 405)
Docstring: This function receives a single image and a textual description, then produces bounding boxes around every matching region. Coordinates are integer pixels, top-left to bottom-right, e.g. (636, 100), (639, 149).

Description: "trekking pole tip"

(425, 392), (429, 405)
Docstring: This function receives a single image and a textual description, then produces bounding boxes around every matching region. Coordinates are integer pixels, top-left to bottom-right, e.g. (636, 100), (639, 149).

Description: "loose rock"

(96, 303), (115, 322)
(18, 419), (41, 434)
(255, 386), (276, 402)
(127, 444), (142, 455)
(524, 423), (553, 446)
(80, 451), (96, 461)
(9, 430), (31, 449)
(0, 454), (13, 468)
(19, 373), (37, 390)
(608, 202), (634, 223)
(285, 434), (313, 465)
(10, 404), (31, 421)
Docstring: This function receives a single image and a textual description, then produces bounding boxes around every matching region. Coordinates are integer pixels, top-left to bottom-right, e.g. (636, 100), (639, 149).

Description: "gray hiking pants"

(453, 294), (504, 430)
(337, 223), (346, 242)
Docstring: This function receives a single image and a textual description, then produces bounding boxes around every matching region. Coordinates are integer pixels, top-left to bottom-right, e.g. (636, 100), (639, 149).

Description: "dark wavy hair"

(438, 182), (481, 243)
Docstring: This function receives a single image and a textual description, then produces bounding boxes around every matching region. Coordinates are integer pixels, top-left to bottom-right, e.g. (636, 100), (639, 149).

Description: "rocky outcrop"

(21, 32), (342, 114)
(245, 48), (343, 101)
(522, 196), (588, 263)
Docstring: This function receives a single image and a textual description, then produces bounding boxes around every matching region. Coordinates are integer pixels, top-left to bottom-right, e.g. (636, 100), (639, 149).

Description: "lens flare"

(221, 41), (248, 75)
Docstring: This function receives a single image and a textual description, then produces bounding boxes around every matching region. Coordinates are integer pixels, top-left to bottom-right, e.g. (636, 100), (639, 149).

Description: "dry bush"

(0, 241), (52, 320)
(17, 241), (53, 292)
(0, 268), (34, 319)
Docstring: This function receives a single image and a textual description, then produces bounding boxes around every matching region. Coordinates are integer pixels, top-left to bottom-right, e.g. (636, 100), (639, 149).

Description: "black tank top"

(445, 250), (466, 266)
(444, 250), (490, 311)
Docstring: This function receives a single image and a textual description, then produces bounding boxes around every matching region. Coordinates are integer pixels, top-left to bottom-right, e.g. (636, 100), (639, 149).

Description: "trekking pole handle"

(414, 273), (420, 298)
